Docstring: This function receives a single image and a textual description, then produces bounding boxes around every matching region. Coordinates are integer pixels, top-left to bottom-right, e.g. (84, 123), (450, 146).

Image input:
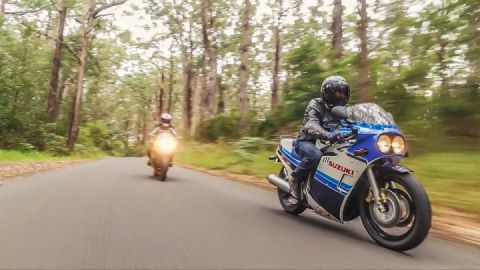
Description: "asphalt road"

(0, 158), (479, 269)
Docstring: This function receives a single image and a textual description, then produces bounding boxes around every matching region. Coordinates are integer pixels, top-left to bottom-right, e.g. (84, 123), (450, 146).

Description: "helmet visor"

(333, 90), (348, 106)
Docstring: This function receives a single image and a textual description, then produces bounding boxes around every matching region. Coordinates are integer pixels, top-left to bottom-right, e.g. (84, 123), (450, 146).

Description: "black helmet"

(321, 75), (350, 107)
(160, 113), (172, 127)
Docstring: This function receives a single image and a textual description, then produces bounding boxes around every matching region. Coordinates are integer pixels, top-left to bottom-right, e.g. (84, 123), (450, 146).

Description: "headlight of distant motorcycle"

(154, 134), (178, 154)
(377, 134), (392, 154)
(392, 135), (406, 155)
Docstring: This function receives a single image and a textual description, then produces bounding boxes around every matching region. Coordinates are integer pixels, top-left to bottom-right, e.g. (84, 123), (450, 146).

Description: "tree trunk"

(182, 62), (194, 134)
(332, 0), (343, 58)
(67, 0), (95, 150)
(271, 25), (281, 108)
(238, 0), (251, 126)
(0, 0), (6, 16)
(201, 0), (218, 119)
(209, 47), (218, 116)
(271, 0), (282, 109)
(157, 71), (165, 121)
(167, 51), (174, 114)
(47, 3), (67, 123)
(52, 75), (69, 121)
(437, 38), (449, 98)
(142, 110), (147, 146)
(217, 77), (225, 114)
(66, 0), (126, 150)
(200, 54), (208, 121)
(136, 110), (142, 142)
(356, 0), (370, 102)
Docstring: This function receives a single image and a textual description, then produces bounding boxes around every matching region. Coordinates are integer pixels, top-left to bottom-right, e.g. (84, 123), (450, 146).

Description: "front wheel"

(359, 173), (431, 251)
(277, 167), (306, 215)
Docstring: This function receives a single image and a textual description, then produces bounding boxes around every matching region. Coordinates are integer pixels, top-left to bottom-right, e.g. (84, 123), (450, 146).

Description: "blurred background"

(0, 0), (479, 219)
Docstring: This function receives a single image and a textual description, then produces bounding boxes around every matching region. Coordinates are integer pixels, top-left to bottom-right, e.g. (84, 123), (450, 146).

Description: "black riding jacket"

(297, 98), (338, 142)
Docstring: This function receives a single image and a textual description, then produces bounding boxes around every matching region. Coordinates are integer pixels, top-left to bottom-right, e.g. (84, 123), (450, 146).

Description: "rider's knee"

(305, 152), (322, 168)
(311, 148), (322, 161)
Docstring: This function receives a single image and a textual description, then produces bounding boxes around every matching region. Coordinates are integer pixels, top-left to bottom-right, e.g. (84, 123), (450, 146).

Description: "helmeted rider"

(289, 75), (351, 199)
(148, 113), (178, 165)
(150, 113), (178, 137)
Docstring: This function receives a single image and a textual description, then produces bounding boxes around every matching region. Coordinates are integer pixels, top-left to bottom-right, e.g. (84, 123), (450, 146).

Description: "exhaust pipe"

(267, 174), (290, 193)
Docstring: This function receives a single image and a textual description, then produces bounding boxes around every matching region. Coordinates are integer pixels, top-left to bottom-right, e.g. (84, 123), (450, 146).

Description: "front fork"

(366, 165), (387, 211)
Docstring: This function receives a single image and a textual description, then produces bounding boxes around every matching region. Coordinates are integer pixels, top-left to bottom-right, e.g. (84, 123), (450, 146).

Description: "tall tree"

(182, 60), (194, 133)
(332, 0), (343, 58)
(157, 72), (165, 120)
(238, 0), (252, 127)
(67, 0), (126, 150)
(146, 0), (200, 134)
(271, 0), (283, 109)
(167, 46), (175, 114)
(356, 0), (370, 102)
(47, 0), (67, 123)
(200, 0), (219, 119)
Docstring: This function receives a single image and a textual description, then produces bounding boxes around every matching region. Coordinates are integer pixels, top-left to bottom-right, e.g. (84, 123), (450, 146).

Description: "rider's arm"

(150, 127), (159, 136)
(169, 127), (179, 138)
(302, 100), (333, 141)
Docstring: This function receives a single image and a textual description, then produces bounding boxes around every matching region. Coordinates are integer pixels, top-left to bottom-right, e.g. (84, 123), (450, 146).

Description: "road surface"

(0, 158), (478, 269)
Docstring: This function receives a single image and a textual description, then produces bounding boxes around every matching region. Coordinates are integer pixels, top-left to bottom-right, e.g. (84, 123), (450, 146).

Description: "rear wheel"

(277, 167), (306, 215)
(359, 172), (431, 251)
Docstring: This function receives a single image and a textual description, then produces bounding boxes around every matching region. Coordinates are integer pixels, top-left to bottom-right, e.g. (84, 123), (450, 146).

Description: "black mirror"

(331, 106), (348, 120)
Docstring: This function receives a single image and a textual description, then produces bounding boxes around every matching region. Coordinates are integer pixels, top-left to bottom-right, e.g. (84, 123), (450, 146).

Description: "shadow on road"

(147, 175), (182, 182)
(265, 207), (414, 257)
(269, 208), (368, 242)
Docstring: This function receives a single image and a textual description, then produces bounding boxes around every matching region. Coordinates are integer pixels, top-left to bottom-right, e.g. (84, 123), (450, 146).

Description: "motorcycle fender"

(376, 163), (412, 174)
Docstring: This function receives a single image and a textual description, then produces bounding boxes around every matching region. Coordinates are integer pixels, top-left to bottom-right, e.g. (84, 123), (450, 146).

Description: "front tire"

(277, 167), (306, 215)
(153, 159), (168, 181)
(359, 173), (431, 251)
(159, 166), (168, 181)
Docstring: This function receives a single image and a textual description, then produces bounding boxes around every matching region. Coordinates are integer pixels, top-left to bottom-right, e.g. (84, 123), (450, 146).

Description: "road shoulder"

(0, 160), (88, 184)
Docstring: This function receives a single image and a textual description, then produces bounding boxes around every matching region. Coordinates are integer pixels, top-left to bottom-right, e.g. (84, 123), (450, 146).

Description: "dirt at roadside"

(0, 160), (87, 183)
(179, 163), (480, 248)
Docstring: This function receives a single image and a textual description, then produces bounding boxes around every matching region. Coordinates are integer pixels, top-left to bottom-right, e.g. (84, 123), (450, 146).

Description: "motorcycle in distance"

(149, 131), (178, 181)
(267, 103), (431, 251)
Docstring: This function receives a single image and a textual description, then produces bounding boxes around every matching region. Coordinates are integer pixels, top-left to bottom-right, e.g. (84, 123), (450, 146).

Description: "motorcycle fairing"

(311, 147), (368, 220)
(346, 122), (403, 163)
(376, 163), (412, 174)
(277, 141), (365, 220)
(276, 132), (405, 222)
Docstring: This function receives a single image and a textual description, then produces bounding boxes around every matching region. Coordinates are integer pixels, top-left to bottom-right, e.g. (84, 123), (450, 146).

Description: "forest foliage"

(0, 0), (479, 156)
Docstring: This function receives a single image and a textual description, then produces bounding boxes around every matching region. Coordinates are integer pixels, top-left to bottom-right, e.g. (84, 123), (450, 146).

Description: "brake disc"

(369, 189), (401, 228)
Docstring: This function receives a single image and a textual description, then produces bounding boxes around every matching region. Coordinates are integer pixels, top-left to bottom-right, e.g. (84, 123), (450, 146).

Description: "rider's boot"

(289, 177), (300, 199)
(147, 150), (152, 166)
(289, 168), (308, 199)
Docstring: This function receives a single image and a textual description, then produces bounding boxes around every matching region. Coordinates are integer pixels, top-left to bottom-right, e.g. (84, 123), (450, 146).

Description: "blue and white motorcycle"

(267, 103), (431, 251)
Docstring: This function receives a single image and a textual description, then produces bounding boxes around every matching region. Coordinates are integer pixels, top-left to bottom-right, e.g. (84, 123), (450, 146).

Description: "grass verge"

(0, 150), (107, 162)
(177, 142), (480, 217)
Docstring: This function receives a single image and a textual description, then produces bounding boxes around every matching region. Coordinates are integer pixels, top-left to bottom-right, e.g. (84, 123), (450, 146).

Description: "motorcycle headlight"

(154, 133), (178, 154)
(377, 135), (392, 154)
(392, 136), (406, 155)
